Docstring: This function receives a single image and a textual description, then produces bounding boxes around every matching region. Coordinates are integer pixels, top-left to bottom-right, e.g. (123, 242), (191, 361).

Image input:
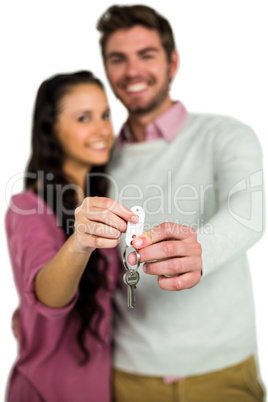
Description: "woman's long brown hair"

(25, 71), (110, 364)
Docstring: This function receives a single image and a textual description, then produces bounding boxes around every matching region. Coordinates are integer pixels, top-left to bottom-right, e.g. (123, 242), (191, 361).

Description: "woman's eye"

(78, 115), (89, 122)
(103, 111), (110, 120)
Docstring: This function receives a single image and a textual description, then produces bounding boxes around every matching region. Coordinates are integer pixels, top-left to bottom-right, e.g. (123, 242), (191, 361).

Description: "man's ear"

(103, 59), (108, 74)
(169, 50), (179, 81)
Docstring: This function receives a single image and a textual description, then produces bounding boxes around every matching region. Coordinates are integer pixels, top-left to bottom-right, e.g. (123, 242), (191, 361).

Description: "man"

(97, 5), (265, 401)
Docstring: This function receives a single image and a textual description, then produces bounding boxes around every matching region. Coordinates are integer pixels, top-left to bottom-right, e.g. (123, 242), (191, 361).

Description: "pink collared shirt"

(117, 101), (187, 145)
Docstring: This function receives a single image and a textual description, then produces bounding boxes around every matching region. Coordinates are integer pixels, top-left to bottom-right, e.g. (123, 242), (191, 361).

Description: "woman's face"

(55, 83), (114, 170)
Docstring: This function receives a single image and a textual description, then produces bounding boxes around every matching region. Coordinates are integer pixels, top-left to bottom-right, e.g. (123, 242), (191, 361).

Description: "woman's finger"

(90, 197), (138, 222)
(81, 234), (120, 249)
(76, 220), (121, 239)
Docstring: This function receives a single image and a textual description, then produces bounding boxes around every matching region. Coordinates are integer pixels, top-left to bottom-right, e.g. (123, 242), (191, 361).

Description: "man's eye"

(142, 54), (153, 60)
(110, 58), (124, 64)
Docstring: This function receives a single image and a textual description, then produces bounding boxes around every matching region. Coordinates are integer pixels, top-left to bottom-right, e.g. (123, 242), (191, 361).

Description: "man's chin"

(114, 93), (149, 113)
(123, 101), (157, 116)
(129, 108), (152, 116)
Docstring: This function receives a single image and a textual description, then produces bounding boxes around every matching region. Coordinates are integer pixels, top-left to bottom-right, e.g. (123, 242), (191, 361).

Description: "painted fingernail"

(132, 237), (143, 247)
(143, 264), (147, 273)
(130, 215), (139, 224)
(117, 237), (121, 243)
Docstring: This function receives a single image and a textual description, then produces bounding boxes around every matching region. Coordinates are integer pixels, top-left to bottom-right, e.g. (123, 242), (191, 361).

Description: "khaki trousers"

(113, 356), (265, 402)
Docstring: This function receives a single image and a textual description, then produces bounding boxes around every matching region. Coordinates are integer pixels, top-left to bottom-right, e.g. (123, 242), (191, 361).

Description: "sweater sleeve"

(6, 192), (79, 319)
(197, 122), (264, 276)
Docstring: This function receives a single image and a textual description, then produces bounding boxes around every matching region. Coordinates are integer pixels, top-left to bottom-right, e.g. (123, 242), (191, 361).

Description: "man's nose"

(125, 57), (141, 77)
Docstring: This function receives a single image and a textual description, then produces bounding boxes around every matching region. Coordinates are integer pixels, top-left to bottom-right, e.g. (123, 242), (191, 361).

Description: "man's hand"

(128, 222), (202, 291)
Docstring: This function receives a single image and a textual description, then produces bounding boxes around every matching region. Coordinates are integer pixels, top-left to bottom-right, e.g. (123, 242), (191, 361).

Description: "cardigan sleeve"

(197, 122), (264, 276)
(6, 192), (79, 319)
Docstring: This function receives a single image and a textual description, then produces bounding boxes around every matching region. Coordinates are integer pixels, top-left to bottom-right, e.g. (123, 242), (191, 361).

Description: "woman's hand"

(74, 197), (139, 253)
(34, 197), (137, 308)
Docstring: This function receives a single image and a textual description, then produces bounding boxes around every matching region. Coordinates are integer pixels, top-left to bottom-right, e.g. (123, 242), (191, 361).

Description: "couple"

(6, 5), (265, 402)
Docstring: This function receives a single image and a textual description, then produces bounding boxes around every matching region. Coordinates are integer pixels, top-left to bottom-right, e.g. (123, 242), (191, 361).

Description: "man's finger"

(157, 271), (201, 291)
(143, 256), (202, 276)
(132, 222), (196, 249)
(127, 240), (201, 265)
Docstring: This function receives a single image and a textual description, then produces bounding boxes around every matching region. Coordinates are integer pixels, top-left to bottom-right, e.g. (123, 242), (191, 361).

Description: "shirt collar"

(117, 101), (187, 145)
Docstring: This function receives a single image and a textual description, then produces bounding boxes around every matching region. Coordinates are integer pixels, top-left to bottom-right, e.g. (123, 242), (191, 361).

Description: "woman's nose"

(93, 119), (112, 136)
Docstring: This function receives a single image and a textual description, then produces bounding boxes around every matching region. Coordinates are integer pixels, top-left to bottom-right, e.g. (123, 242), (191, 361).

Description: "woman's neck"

(63, 160), (91, 203)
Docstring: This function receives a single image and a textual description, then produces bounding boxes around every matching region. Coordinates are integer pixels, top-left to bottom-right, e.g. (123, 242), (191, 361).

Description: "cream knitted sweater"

(108, 112), (264, 376)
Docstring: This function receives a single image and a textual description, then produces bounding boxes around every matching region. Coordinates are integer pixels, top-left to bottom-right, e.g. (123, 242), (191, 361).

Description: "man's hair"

(97, 5), (176, 62)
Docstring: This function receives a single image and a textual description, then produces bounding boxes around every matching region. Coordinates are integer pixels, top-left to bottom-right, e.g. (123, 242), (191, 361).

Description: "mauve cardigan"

(6, 191), (120, 402)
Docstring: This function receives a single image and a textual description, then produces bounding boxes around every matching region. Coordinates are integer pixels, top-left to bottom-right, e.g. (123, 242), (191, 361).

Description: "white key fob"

(126, 206), (145, 247)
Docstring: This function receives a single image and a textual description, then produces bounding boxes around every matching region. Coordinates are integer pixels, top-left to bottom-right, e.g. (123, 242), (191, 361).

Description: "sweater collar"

(117, 101), (187, 145)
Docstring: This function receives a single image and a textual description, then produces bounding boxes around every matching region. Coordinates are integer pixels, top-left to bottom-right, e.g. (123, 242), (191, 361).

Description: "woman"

(5, 71), (138, 401)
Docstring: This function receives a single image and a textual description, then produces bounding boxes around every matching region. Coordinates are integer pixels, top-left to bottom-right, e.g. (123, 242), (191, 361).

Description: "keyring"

(123, 245), (141, 272)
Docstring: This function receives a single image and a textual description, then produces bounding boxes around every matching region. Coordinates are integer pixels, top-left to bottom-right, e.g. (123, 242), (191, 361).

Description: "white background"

(0, 0), (267, 400)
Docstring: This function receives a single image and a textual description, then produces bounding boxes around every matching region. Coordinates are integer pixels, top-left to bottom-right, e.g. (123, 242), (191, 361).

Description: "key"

(126, 206), (145, 247)
(123, 270), (140, 308)
(124, 270), (140, 308)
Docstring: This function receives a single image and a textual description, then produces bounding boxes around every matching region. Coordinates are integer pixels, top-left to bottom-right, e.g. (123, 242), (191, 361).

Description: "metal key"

(123, 270), (140, 308)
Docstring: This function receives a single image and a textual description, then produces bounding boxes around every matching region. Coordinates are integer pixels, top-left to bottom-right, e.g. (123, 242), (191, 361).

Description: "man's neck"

(128, 96), (173, 142)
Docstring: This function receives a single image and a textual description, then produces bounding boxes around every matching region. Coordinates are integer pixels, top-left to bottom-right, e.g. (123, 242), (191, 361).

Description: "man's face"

(104, 25), (178, 116)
